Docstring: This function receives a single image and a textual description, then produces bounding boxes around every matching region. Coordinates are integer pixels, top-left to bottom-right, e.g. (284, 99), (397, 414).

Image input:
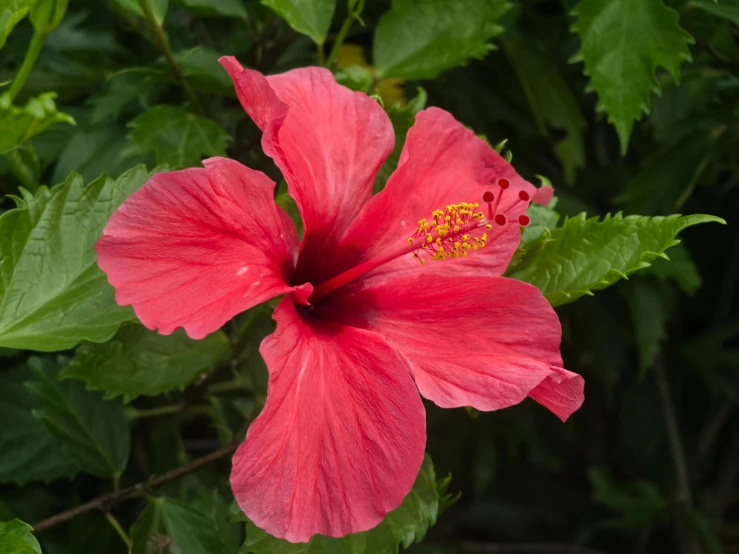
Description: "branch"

(32, 442), (238, 533)
(459, 542), (607, 554)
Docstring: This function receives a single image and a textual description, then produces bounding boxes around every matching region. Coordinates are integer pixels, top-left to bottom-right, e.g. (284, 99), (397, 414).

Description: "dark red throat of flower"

(310, 178), (530, 302)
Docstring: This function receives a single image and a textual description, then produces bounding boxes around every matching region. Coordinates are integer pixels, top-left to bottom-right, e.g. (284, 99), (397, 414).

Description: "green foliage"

(25, 356), (130, 478)
(130, 496), (226, 554)
(0, 0), (36, 49)
(642, 242), (701, 295)
(571, 0), (693, 153)
(0, 366), (77, 485)
(261, 0), (336, 45)
(0, 166), (154, 350)
(242, 455), (440, 554)
(114, 0), (168, 24)
(5, 145), (41, 191)
(623, 279), (672, 376)
(175, 0), (247, 19)
(0, 519), (42, 554)
(0, 0), (734, 552)
(375, 87), (427, 190)
(503, 38), (585, 184)
(616, 130), (718, 214)
(62, 325), (230, 402)
(29, 0), (67, 32)
(123, 105), (228, 168)
(373, 0), (510, 79)
(0, 92), (74, 153)
(691, 0), (739, 26)
(507, 213), (724, 307)
(587, 468), (666, 531)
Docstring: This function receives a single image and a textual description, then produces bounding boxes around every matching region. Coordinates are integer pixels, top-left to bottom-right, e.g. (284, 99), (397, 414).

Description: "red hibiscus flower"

(96, 57), (584, 543)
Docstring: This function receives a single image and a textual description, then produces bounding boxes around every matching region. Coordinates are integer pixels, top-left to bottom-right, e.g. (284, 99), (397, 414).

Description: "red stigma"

(498, 178), (510, 189)
(518, 191), (530, 202)
(494, 214), (507, 226)
(482, 190), (495, 203)
(519, 214), (531, 227)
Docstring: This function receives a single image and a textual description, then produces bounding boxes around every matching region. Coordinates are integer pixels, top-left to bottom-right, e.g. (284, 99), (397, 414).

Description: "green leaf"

(61, 325), (230, 402)
(571, 0), (693, 153)
(0, 0), (37, 50)
(0, 366), (77, 485)
(0, 519), (42, 554)
(641, 242), (701, 295)
(685, 509), (723, 554)
(176, 0), (247, 19)
(114, 0), (168, 24)
(520, 191), (559, 247)
(616, 130), (717, 214)
(243, 454), (440, 554)
(588, 467), (666, 531)
(25, 356), (131, 479)
(130, 496), (226, 554)
(50, 122), (145, 184)
(0, 166), (156, 351)
(375, 87), (427, 192)
(691, 0), (739, 26)
(123, 105), (229, 169)
(179, 47), (236, 95)
(503, 37), (586, 184)
(506, 213), (725, 307)
(261, 0), (335, 45)
(180, 474), (242, 553)
(29, 0), (67, 32)
(0, 92), (75, 153)
(623, 279), (672, 376)
(373, 0), (510, 80)
(88, 73), (159, 124)
(5, 144), (41, 192)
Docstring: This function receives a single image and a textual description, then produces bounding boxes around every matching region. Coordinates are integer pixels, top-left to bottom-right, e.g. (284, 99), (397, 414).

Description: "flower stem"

(104, 512), (132, 549)
(325, 0), (366, 68)
(137, 0), (205, 115)
(8, 29), (47, 101)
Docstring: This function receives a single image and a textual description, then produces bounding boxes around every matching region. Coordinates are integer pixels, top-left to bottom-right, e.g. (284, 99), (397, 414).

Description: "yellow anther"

(408, 237), (414, 244)
(486, 224), (492, 230)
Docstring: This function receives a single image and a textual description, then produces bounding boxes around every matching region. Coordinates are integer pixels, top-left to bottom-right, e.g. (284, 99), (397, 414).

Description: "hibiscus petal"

(219, 57), (394, 281)
(317, 274), (584, 422)
(231, 298), (426, 543)
(96, 157), (305, 339)
(326, 107), (536, 281)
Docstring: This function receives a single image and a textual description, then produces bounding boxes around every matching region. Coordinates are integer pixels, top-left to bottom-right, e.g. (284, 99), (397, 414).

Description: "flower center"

(309, 179), (530, 302)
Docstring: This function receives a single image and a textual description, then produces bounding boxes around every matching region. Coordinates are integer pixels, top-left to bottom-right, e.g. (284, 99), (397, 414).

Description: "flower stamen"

(310, 184), (533, 301)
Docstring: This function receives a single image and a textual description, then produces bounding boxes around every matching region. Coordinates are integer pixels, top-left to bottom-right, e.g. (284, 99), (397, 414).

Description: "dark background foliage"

(0, 0), (737, 553)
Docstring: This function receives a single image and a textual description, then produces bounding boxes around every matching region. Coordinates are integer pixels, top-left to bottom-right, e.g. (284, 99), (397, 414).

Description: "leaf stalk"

(8, 29), (47, 101)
